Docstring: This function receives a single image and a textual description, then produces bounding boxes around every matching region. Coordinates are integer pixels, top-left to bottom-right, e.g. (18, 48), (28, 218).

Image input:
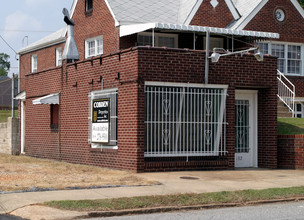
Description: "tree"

(299, 0), (304, 8)
(0, 53), (10, 76)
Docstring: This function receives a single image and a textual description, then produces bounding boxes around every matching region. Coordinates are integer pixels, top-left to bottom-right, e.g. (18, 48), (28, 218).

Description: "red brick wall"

(137, 47), (278, 170)
(287, 76), (304, 97)
(23, 47), (278, 172)
(72, 0), (119, 60)
(278, 135), (304, 169)
(244, 0), (304, 43)
(19, 43), (65, 92)
(190, 0), (234, 28)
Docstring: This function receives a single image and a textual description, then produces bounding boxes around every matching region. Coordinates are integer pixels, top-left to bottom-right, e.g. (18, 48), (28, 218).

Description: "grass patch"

(43, 186), (304, 212)
(0, 110), (18, 123)
(278, 118), (304, 135)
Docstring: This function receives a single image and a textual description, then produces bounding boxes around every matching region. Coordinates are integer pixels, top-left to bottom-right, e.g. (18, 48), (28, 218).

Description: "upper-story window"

(85, 35), (103, 58)
(138, 32), (178, 48)
(31, 54), (37, 73)
(56, 47), (62, 66)
(85, 0), (93, 12)
(256, 42), (302, 75)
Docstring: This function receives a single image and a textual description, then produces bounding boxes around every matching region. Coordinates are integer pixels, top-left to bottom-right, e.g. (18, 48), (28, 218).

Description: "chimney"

(62, 8), (79, 61)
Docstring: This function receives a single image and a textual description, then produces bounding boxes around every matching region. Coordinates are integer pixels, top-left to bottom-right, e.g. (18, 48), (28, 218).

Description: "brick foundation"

(278, 135), (304, 169)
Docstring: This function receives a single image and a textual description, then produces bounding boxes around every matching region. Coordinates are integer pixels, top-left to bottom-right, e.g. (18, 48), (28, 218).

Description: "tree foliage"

(0, 53), (10, 76)
(299, 0), (304, 8)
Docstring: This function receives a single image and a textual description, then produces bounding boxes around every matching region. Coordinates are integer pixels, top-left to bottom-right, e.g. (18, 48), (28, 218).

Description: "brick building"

(16, 0), (304, 171)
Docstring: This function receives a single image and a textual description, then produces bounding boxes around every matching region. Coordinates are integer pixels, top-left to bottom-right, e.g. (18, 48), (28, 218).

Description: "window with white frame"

(295, 103), (304, 118)
(89, 88), (118, 149)
(256, 42), (302, 75)
(137, 32), (178, 48)
(56, 47), (62, 66)
(31, 54), (37, 73)
(85, 35), (103, 58)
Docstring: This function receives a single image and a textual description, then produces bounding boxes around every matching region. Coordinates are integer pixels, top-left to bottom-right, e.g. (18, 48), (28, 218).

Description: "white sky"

(0, 0), (74, 77)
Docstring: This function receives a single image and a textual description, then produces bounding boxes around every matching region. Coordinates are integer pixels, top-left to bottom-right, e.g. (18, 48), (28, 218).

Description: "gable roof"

(18, 27), (66, 55)
(229, 0), (304, 30)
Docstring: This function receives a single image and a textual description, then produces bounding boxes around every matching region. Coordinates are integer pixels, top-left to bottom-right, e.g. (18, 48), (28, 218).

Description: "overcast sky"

(0, 0), (74, 77)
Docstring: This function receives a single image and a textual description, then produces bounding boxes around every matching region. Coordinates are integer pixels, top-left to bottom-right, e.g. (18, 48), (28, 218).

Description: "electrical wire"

(0, 29), (54, 33)
(0, 35), (17, 54)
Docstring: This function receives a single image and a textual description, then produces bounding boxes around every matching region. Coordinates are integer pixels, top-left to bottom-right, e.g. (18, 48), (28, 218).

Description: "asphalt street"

(84, 201), (304, 220)
(0, 215), (27, 220)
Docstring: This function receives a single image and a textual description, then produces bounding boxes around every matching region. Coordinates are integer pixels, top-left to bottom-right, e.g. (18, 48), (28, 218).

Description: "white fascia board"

(120, 23), (157, 37)
(104, 0), (120, 26)
(70, 0), (78, 18)
(184, 0), (204, 25)
(120, 22), (279, 39)
(235, 0), (269, 30)
(70, 0), (119, 26)
(18, 38), (66, 55)
(225, 0), (241, 20)
(290, 0), (304, 20)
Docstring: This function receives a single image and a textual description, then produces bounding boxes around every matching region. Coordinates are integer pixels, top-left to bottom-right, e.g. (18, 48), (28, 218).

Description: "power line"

(0, 29), (54, 33)
(0, 35), (18, 54)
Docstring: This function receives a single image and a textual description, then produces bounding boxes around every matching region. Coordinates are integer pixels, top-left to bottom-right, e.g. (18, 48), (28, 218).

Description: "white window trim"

(256, 41), (303, 76)
(31, 54), (37, 73)
(56, 47), (62, 66)
(85, 35), (103, 59)
(89, 88), (118, 149)
(138, 32), (178, 48)
(295, 102), (304, 118)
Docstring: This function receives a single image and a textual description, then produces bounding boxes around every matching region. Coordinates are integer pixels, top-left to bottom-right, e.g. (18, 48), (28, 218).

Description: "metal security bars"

(235, 100), (249, 153)
(144, 82), (228, 158)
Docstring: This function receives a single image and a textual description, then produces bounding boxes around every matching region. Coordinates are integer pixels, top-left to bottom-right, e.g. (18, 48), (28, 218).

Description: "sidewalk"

(3, 169), (304, 219)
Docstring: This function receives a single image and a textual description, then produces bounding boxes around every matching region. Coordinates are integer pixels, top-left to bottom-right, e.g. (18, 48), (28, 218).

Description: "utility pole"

(11, 73), (14, 118)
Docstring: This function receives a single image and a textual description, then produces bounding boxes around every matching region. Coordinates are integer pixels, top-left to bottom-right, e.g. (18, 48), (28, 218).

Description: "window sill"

(85, 9), (93, 17)
(90, 146), (118, 153)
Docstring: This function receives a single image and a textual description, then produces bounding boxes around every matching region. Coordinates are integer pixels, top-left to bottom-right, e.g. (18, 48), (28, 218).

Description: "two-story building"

(16, 0), (304, 172)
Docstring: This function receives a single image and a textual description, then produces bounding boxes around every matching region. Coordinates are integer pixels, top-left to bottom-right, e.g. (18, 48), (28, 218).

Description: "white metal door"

(235, 90), (257, 168)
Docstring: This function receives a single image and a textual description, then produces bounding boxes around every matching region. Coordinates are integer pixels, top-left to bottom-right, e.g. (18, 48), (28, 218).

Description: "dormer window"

(85, 0), (93, 12)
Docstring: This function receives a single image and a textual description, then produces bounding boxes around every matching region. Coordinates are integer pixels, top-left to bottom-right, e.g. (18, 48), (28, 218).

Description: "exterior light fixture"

(209, 47), (263, 63)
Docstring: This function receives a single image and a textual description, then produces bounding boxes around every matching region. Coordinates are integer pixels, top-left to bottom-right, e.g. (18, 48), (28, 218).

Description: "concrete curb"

(77, 197), (304, 219)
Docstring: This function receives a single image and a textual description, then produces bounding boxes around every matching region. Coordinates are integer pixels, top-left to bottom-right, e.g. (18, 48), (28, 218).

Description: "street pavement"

(85, 201), (304, 220)
(1, 169), (304, 220)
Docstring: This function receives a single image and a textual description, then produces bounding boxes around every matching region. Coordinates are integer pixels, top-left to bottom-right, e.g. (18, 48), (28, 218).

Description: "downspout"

(205, 31), (210, 84)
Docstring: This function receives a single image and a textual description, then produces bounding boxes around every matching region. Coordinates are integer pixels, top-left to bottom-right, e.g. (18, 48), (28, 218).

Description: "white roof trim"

(104, 0), (120, 26)
(70, 0), (118, 26)
(32, 93), (60, 105)
(290, 0), (304, 20)
(120, 22), (279, 39)
(70, 0), (78, 18)
(234, 0), (268, 30)
(14, 91), (26, 100)
(225, 0), (240, 20)
(184, 0), (204, 25)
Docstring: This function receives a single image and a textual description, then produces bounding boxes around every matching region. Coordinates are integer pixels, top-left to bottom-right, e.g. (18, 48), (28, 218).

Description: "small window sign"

(92, 99), (110, 143)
